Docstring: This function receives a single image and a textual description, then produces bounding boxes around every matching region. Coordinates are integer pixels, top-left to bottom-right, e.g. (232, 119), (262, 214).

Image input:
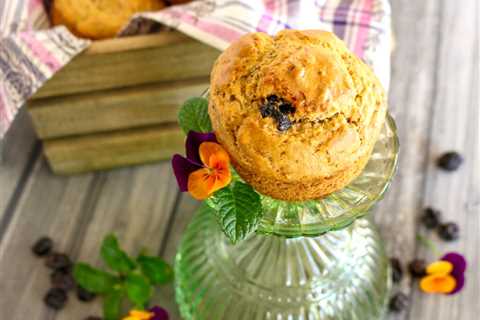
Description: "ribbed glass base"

(175, 207), (391, 320)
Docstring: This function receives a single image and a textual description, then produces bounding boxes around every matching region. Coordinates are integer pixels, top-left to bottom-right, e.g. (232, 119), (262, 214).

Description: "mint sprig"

(73, 234), (173, 320)
(101, 234), (135, 274)
(208, 181), (263, 243)
(126, 273), (152, 309)
(103, 290), (123, 320)
(137, 255), (174, 285)
(178, 97), (212, 133)
(73, 263), (117, 293)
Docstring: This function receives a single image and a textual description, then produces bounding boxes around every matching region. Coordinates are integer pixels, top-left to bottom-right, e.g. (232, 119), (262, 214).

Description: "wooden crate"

(27, 31), (220, 174)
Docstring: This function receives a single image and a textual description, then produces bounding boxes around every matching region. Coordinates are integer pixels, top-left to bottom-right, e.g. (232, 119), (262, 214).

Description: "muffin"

(51, 0), (165, 39)
(209, 30), (387, 201)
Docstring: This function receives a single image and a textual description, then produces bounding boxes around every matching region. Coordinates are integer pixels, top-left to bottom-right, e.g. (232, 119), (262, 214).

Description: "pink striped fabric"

(0, 0), (391, 141)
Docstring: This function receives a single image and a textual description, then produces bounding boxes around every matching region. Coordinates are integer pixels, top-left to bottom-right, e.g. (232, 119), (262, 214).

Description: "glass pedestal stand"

(175, 115), (399, 320)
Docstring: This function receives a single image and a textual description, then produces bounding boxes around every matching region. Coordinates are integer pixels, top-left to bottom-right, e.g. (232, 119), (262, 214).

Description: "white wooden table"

(0, 0), (478, 319)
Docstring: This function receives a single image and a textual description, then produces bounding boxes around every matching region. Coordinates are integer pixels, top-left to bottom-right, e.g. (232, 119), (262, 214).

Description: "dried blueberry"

(389, 292), (409, 312)
(46, 253), (72, 271)
(438, 222), (459, 241)
(32, 237), (53, 257)
(390, 258), (403, 283)
(267, 95), (279, 103)
(276, 114), (292, 131)
(279, 102), (295, 115)
(77, 286), (97, 302)
(44, 288), (68, 310)
(260, 95), (295, 132)
(437, 151), (463, 171)
(51, 270), (76, 291)
(421, 207), (441, 229)
(408, 259), (427, 278)
(260, 104), (274, 118)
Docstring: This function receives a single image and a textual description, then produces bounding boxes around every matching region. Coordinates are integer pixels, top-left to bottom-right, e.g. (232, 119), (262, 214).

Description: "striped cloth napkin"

(0, 0), (391, 142)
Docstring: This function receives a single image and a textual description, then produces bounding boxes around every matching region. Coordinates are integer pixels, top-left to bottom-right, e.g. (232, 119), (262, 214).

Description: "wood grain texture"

(408, 0), (479, 319)
(0, 158), (179, 320)
(0, 110), (38, 222)
(374, 1), (444, 319)
(43, 124), (184, 175)
(0, 159), (96, 319)
(32, 32), (220, 99)
(377, 0), (479, 319)
(28, 78), (208, 139)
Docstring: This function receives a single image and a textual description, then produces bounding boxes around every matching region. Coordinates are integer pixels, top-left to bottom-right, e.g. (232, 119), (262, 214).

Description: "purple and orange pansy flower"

(172, 131), (232, 200)
(420, 252), (466, 295)
(123, 306), (169, 320)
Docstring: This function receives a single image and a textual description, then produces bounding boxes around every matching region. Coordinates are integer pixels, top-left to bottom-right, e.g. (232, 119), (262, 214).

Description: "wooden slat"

(408, 0), (479, 319)
(56, 164), (180, 320)
(0, 159), (96, 319)
(373, 2), (443, 319)
(43, 124), (184, 175)
(0, 157), (179, 320)
(32, 32), (220, 99)
(0, 110), (38, 221)
(27, 78), (208, 139)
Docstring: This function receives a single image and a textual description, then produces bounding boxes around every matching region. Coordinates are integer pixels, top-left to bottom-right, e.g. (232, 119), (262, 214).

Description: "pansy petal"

(212, 167), (232, 191)
(426, 260), (453, 275)
(127, 310), (154, 320)
(199, 142), (230, 167)
(172, 154), (202, 192)
(212, 171), (232, 192)
(441, 252), (467, 274)
(186, 131), (217, 164)
(209, 154), (232, 191)
(420, 274), (456, 294)
(206, 144), (231, 169)
(188, 168), (217, 200)
(449, 273), (465, 295)
(149, 306), (169, 320)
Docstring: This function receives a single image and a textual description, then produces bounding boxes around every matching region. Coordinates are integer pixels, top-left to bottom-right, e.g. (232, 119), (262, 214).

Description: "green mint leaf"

(73, 263), (117, 293)
(178, 97), (212, 134)
(103, 289), (123, 320)
(101, 234), (136, 274)
(137, 255), (174, 285)
(125, 273), (152, 309)
(208, 181), (263, 243)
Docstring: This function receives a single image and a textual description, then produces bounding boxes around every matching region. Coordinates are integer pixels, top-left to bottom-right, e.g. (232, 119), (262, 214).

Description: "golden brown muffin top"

(209, 30), (386, 185)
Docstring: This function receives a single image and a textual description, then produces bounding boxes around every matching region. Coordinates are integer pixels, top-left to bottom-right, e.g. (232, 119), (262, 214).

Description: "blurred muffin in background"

(51, 0), (166, 39)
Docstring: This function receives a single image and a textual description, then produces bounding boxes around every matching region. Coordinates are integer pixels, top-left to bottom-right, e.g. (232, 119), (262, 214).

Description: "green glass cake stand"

(175, 114), (399, 320)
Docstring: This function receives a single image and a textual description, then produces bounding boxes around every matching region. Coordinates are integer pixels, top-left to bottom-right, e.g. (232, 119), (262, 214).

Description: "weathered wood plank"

(0, 156), (179, 320)
(43, 124), (184, 175)
(0, 110), (38, 222)
(27, 78), (208, 139)
(32, 32), (220, 99)
(0, 159), (95, 319)
(373, 1), (443, 319)
(55, 163), (180, 320)
(409, 0), (479, 319)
